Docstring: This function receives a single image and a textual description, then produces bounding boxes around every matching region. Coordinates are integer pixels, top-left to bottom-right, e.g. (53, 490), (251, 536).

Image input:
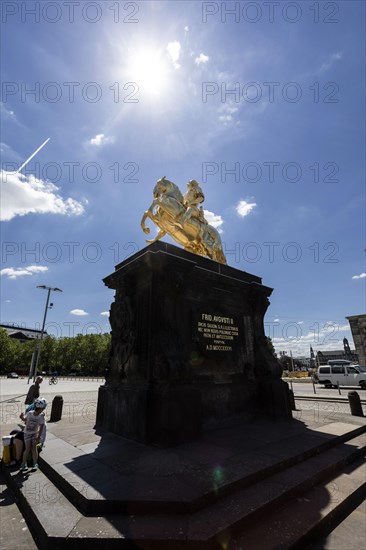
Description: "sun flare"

(126, 47), (169, 96)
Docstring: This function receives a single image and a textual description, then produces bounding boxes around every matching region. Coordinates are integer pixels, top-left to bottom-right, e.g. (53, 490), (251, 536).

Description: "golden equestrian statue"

(141, 176), (227, 264)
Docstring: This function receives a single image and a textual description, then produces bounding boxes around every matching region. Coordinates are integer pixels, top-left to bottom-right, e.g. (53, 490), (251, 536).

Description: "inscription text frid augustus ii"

(198, 313), (239, 352)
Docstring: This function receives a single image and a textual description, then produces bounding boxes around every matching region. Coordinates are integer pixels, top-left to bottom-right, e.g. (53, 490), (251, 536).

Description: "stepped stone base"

(3, 412), (366, 549)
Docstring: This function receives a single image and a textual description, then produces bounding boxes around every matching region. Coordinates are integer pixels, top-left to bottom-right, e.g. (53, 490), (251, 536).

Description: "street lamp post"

(32, 285), (62, 382)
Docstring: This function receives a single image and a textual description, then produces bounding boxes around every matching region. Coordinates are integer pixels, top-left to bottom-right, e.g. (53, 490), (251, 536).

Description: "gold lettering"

(198, 313), (239, 352)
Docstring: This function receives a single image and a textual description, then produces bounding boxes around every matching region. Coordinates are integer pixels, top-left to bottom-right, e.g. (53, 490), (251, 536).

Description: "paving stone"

(174, 441), (235, 465)
(231, 460), (366, 549)
(8, 468), (83, 538)
(312, 500), (366, 550)
(108, 448), (199, 476)
(254, 432), (333, 460)
(0, 473), (37, 550)
(65, 429), (101, 447)
(3, 400), (365, 549)
(313, 421), (366, 437)
(68, 513), (188, 543)
(40, 438), (88, 465)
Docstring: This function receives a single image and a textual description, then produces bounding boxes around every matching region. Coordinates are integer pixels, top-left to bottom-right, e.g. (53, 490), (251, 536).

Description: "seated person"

(6, 402), (47, 467)
(177, 180), (206, 228)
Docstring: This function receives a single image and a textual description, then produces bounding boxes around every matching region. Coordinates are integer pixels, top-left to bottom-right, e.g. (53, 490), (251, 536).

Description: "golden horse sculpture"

(141, 176), (227, 265)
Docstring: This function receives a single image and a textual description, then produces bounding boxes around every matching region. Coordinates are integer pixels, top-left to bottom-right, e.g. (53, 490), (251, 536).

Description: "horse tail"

(208, 226), (227, 265)
(216, 249), (227, 265)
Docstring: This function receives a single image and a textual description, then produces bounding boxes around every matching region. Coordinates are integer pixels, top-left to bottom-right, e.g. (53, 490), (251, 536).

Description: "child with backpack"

(19, 397), (47, 472)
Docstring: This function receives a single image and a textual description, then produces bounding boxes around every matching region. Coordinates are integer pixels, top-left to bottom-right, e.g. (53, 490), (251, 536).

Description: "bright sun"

(126, 48), (169, 96)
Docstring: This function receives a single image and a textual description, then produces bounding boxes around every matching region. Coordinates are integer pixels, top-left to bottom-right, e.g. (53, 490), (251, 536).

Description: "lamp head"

(36, 285), (62, 292)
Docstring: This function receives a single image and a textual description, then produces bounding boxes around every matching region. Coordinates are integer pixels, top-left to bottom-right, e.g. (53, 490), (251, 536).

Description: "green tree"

(266, 336), (277, 357)
(0, 329), (15, 372)
(279, 354), (292, 370)
(0, 330), (111, 377)
(39, 336), (57, 373)
(56, 337), (77, 373)
(0, 329), (35, 374)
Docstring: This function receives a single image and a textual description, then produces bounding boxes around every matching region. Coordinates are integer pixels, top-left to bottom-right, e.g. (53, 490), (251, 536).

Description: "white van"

(317, 360), (366, 389)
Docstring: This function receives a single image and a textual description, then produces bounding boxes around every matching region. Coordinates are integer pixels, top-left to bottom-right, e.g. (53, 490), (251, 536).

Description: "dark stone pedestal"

(96, 384), (201, 445)
(96, 241), (291, 445)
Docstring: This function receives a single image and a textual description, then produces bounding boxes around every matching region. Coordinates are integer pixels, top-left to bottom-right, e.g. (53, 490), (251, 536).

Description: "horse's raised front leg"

(141, 210), (151, 234)
(141, 200), (159, 234)
(146, 228), (166, 244)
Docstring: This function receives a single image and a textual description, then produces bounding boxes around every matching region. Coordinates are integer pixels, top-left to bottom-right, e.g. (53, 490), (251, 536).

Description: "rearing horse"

(141, 177), (227, 264)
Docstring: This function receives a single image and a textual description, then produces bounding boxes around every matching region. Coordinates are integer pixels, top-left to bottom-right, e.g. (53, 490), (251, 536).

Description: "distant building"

(346, 314), (366, 366)
(0, 323), (47, 342)
(316, 349), (358, 365)
(296, 357), (311, 367)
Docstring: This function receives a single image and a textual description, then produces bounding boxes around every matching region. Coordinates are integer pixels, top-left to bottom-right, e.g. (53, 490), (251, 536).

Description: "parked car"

(7, 372), (19, 378)
(317, 360), (366, 389)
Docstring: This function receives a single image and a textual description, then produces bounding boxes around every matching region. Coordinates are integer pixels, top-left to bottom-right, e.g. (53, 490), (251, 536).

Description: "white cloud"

(5, 300), (11, 302)
(26, 266), (49, 274)
(219, 114), (234, 124)
(0, 143), (22, 164)
(319, 52), (342, 73)
(184, 26), (189, 32)
(1, 142), (11, 153)
(1, 265), (48, 280)
(195, 53), (209, 66)
(1, 170), (85, 222)
(166, 41), (181, 68)
(0, 102), (16, 120)
(319, 322), (344, 333)
(352, 272), (366, 280)
(204, 210), (224, 232)
(100, 311), (109, 317)
(270, 322), (353, 357)
(218, 103), (239, 126)
(70, 309), (89, 316)
(90, 133), (114, 146)
(236, 200), (257, 217)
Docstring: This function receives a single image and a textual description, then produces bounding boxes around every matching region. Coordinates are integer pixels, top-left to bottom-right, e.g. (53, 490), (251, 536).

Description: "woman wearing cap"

(19, 398), (47, 472)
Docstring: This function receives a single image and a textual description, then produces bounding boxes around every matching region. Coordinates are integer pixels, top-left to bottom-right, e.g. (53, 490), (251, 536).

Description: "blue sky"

(1, 1), (365, 357)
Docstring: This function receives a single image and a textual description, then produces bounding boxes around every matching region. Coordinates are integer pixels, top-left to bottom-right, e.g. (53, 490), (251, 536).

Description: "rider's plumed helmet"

(187, 179), (199, 188)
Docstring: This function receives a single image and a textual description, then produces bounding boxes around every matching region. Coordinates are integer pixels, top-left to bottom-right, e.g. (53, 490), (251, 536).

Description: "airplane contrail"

(15, 137), (50, 174)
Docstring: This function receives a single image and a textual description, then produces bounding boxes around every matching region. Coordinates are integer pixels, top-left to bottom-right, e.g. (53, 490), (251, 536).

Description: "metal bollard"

(50, 395), (63, 422)
(347, 391), (364, 417)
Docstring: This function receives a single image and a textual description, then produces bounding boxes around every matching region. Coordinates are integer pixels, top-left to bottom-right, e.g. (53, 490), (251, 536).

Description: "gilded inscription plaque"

(195, 312), (240, 355)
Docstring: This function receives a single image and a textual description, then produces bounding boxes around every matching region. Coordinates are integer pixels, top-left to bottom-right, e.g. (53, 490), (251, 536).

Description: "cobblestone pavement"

(295, 399), (366, 421)
(0, 378), (103, 432)
(0, 472), (38, 550)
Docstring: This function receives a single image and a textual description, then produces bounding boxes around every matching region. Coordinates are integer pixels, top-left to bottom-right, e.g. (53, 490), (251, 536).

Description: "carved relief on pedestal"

(153, 269), (190, 382)
(108, 285), (136, 380)
(249, 291), (282, 379)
